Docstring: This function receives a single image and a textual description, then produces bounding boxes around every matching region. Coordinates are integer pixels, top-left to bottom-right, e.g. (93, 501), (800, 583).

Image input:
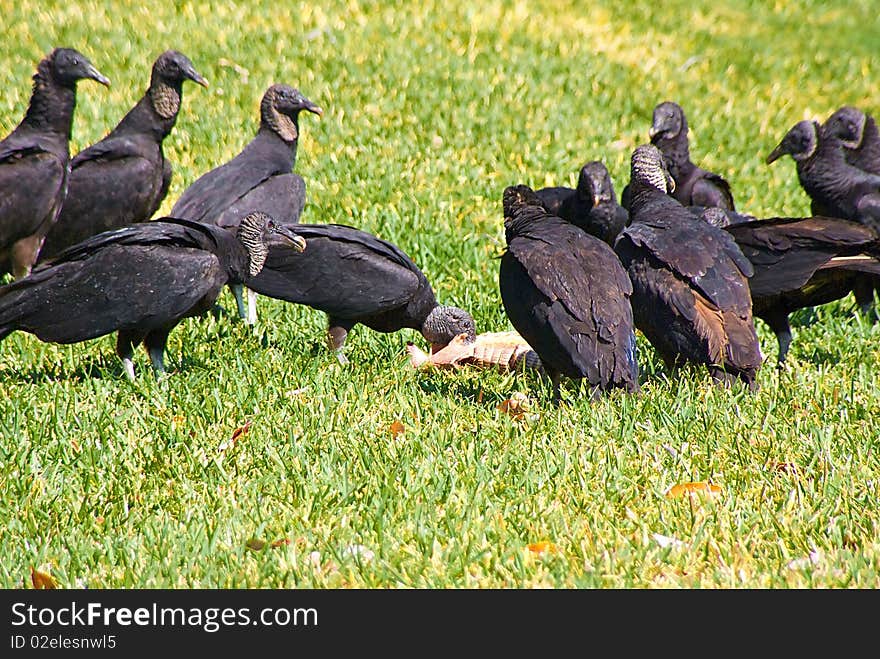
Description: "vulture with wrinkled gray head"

(171, 83), (323, 325)
(615, 145), (762, 390)
(0, 212), (304, 379)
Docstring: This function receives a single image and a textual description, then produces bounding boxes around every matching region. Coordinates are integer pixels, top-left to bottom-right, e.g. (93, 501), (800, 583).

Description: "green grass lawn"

(1, 0), (878, 588)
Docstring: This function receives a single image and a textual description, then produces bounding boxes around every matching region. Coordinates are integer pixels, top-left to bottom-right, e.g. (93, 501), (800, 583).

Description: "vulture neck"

(115, 79), (183, 140)
(654, 129), (694, 182)
(21, 59), (78, 138)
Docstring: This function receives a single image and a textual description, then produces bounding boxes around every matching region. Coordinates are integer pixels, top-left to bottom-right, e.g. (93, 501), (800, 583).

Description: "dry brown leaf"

(527, 541), (560, 555)
(498, 392), (532, 420)
(31, 567), (57, 589)
(770, 461), (799, 474)
(270, 538), (291, 548)
(231, 421), (252, 444)
(665, 481), (723, 498)
(245, 538), (266, 551)
(388, 420), (406, 439)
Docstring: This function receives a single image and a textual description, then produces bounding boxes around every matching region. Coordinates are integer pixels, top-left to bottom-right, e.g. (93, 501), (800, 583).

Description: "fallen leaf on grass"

(246, 537), (291, 552)
(527, 541), (560, 555)
(217, 421), (252, 456)
(770, 461), (799, 474)
(230, 421), (252, 443)
(245, 538), (266, 551)
(498, 392), (534, 421)
(665, 481), (722, 498)
(31, 567), (57, 589)
(387, 420), (406, 439)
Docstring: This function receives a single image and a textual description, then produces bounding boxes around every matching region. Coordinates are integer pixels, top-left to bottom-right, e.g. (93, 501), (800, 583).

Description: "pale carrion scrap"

(406, 330), (544, 373)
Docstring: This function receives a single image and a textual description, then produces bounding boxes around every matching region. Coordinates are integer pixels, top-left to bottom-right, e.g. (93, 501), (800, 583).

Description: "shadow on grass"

(0, 348), (216, 385)
(0, 352), (123, 384)
(414, 367), (551, 405)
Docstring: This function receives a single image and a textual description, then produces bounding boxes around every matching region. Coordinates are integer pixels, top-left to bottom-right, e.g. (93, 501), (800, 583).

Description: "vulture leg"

(761, 310), (793, 366)
(708, 365), (737, 388)
(327, 317), (356, 365)
(229, 282), (248, 322)
(246, 287), (259, 326)
(852, 276), (877, 317)
(144, 327), (171, 378)
(550, 371), (562, 406)
(116, 330), (146, 381)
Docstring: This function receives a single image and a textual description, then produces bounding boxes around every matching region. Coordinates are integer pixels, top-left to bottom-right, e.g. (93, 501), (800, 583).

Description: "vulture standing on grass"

(535, 160), (630, 246)
(622, 101), (736, 212)
(499, 184), (639, 402)
(766, 119), (880, 228)
(244, 222), (477, 363)
(0, 47), (110, 279)
(615, 145), (762, 389)
(38, 50), (208, 262)
(0, 212), (305, 380)
(701, 207), (880, 365)
(821, 106), (880, 176)
(171, 84), (323, 324)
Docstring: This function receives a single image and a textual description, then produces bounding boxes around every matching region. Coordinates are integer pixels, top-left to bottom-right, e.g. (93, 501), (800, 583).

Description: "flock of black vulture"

(1, 46), (879, 402)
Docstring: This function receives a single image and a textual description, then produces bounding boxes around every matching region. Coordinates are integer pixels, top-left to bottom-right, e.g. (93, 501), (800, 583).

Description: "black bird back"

(500, 185), (639, 394)
(0, 218), (244, 345)
(719, 215), (880, 363)
(246, 222), (437, 333)
(768, 119), (880, 226)
(616, 145), (761, 388)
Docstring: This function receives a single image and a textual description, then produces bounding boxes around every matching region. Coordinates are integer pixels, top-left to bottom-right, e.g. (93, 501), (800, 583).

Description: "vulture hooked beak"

(271, 222), (307, 253)
(86, 63), (111, 87)
(765, 143), (786, 165)
(302, 98), (324, 118)
(185, 66), (209, 89)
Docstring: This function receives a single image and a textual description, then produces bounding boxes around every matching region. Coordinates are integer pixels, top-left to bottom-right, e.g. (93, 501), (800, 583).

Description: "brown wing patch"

(692, 291), (727, 365)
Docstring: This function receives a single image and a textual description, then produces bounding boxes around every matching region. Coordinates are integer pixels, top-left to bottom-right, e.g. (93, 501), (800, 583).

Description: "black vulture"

(535, 160), (630, 246)
(821, 106), (880, 175)
(38, 50), (208, 262)
(622, 101), (736, 212)
(766, 120), (880, 229)
(703, 211), (880, 364)
(499, 184), (639, 402)
(243, 222), (476, 363)
(0, 47), (110, 279)
(615, 145), (762, 389)
(0, 212), (305, 379)
(171, 84), (323, 324)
